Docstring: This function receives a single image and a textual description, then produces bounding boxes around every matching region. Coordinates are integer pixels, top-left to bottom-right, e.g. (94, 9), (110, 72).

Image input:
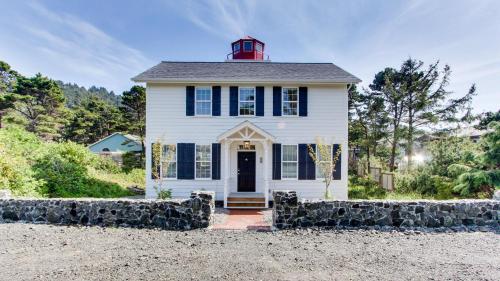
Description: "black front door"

(237, 152), (256, 192)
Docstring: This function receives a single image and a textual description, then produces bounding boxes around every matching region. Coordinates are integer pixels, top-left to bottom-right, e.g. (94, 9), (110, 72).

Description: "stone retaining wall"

(273, 191), (499, 229)
(0, 191), (214, 230)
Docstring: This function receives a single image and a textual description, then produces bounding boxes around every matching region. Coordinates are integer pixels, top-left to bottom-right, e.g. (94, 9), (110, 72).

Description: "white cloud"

(0, 1), (153, 94)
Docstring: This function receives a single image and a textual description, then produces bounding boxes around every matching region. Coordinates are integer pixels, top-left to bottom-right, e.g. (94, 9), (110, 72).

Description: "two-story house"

(132, 36), (360, 208)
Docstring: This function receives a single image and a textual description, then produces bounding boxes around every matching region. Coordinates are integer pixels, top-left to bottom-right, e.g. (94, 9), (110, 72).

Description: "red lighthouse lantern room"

(230, 36), (266, 61)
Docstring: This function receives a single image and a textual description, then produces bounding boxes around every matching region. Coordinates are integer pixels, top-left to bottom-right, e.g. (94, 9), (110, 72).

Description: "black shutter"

(256, 86), (264, 116)
(272, 143), (281, 180)
(177, 143), (195, 180)
(212, 86), (221, 116)
(151, 143), (162, 179)
(299, 87), (308, 116)
(186, 86), (195, 116)
(273, 86), (282, 116)
(332, 144), (342, 180)
(298, 144), (316, 180)
(229, 86), (238, 116)
(211, 143), (221, 180)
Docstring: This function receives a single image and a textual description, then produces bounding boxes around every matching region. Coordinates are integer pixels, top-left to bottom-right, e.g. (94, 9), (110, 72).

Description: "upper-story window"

(239, 87), (255, 116)
(243, 41), (253, 52)
(255, 42), (263, 53)
(233, 43), (240, 54)
(282, 145), (298, 179)
(282, 87), (298, 116)
(195, 87), (212, 116)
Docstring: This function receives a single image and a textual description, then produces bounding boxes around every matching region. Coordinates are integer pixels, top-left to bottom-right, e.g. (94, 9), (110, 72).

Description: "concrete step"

(227, 202), (266, 208)
(227, 197), (265, 202)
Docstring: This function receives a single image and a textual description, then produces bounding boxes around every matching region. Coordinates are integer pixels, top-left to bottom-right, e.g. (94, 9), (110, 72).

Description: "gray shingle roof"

(132, 61), (361, 83)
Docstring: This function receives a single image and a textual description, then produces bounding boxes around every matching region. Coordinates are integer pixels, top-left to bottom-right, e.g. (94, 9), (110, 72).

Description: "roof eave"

(131, 77), (361, 84)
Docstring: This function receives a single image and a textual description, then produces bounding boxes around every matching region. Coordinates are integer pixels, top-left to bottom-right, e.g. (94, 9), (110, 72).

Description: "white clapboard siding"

(145, 84), (349, 201)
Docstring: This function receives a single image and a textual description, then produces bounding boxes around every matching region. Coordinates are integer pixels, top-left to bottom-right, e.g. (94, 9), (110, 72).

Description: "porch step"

(227, 202), (266, 208)
(227, 197), (265, 202)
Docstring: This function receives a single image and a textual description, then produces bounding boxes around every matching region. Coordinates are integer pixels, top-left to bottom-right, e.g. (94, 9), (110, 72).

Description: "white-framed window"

(162, 144), (177, 179)
(239, 87), (255, 116)
(196, 144), (211, 179)
(195, 87), (212, 116)
(243, 41), (253, 52)
(282, 145), (298, 179)
(233, 43), (240, 54)
(282, 87), (298, 116)
(316, 145), (332, 179)
(256, 42), (263, 53)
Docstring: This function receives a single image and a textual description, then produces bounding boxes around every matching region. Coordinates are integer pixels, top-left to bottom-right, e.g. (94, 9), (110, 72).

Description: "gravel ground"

(0, 224), (499, 281)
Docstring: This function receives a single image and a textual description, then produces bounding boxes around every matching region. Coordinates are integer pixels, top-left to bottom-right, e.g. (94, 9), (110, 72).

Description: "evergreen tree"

(0, 61), (18, 128)
(120, 85), (146, 153)
(12, 73), (66, 140)
(64, 97), (123, 144)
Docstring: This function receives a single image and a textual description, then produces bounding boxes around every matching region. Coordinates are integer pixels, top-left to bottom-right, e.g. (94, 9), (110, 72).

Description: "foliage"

(120, 85), (146, 153)
(0, 126), (133, 198)
(122, 151), (144, 172)
(480, 121), (500, 168)
(0, 61), (18, 128)
(453, 170), (498, 198)
(427, 136), (480, 177)
(348, 175), (386, 199)
(475, 110), (500, 130)
(308, 137), (342, 199)
(89, 168), (145, 190)
(63, 97), (124, 144)
(57, 81), (121, 108)
(11, 73), (67, 140)
(157, 189), (172, 199)
(395, 167), (455, 199)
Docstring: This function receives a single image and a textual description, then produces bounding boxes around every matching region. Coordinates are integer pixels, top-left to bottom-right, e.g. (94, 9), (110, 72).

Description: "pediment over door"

(217, 121), (275, 142)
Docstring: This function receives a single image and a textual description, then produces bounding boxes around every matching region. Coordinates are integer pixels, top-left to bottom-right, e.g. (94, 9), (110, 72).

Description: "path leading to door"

(212, 209), (271, 231)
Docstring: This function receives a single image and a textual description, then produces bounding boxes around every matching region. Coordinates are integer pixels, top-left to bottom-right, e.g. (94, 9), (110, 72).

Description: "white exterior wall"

(145, 83), (349, 201)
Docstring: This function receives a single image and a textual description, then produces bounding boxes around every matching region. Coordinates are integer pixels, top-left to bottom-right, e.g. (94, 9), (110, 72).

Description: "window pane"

(196, 162), (211, 178)
(317, 145), (332, 162)
(239, 102), (255, 115)
(196, 88), (211, 101)
(316, 162), (330, 178)
(233, 43), (240, 53)
(239, 89), (255, 101)
(283, 102), (298, 116)
(196, 145), (211, 161)
(162, 162), (176, 178)
(256, 43), (262, 53)
(282, 145), (297, 161)
(243, 41), (253, 51)
(196, 101), (211, 115)
(162, 145), (176, 161)
(283, 88), (298, 101)
(283, 163), (297, 178)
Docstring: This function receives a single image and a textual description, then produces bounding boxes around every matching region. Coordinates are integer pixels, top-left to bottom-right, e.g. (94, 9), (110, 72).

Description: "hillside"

(57, 81), (121, 107)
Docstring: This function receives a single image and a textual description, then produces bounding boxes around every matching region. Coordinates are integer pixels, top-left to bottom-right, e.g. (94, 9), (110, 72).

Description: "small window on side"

(243, 41), (253, 52)
(233, 43), (240, 54)
(256, 43), (263, 53)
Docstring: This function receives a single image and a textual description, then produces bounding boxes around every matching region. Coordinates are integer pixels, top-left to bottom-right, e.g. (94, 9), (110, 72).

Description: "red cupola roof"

(229, 36), (266, 61)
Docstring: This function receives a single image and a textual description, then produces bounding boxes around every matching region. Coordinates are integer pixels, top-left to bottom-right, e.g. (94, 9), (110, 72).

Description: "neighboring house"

(132, 36), (360, 208)
(88, 132), (142, 154)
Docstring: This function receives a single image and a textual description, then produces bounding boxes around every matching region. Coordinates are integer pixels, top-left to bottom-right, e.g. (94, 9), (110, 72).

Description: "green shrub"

(394, 167), (455, 199)
(94, 156), (121, 173)
(157, 189), (172, 199)
(122, 151), (144, 172)
(348, 175), (386, 199)
(453, 170), (496, 198)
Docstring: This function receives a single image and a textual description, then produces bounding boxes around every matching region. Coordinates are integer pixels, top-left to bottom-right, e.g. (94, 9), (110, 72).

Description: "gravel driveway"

(0, 224), (498, 281)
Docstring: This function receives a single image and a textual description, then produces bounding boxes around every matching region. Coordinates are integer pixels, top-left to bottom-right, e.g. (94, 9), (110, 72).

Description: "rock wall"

(0, 191), (214, 230)
(273, 191), (499, 230)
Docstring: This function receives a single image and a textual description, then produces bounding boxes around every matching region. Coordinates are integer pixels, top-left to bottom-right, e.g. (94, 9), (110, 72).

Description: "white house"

(132, 37), (360, 208)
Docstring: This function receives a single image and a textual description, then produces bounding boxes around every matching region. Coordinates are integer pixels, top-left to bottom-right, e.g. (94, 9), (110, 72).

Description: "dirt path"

(0, 224), (498, 281)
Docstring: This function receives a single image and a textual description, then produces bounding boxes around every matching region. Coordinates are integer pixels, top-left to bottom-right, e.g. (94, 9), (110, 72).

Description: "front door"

(237, 151), (256, 192)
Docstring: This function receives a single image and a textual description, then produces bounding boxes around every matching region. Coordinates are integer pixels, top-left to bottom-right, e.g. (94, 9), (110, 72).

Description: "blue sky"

(0, 0), (498, 113)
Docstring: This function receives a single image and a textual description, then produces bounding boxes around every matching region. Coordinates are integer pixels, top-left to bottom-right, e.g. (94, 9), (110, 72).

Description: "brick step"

(227, 202), (266, 208)
(227, 197), (265, 202)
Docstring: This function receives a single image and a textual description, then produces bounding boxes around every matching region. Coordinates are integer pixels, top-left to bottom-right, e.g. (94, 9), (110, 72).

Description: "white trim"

(195, 144), (212, 180)
(194, 86), (212, 116)
(238, 87), (256, 117)
(282, 87), (299, 116)
(281, 144), (298, 180)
